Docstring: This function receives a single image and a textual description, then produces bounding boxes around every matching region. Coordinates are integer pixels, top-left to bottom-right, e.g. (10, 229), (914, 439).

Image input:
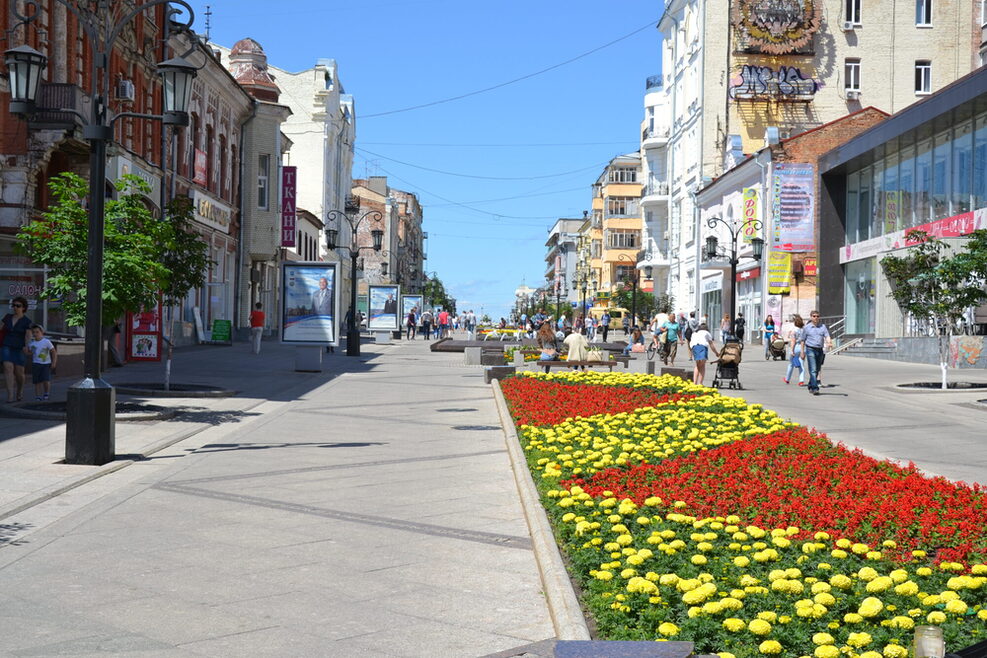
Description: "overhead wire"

(360, 17), (660, 118)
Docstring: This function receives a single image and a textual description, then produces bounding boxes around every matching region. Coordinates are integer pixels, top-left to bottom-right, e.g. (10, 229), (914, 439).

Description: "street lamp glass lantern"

(4, 45), (48, 114)
(326, 228), (338, 250)
(380, 262), (388, 276)
(645, 265), (653, 278)
(705, 235), (719, 260)
(371, 229), (384, 251)
(751, 236), (765, 260)
(158, 56), (197, 126)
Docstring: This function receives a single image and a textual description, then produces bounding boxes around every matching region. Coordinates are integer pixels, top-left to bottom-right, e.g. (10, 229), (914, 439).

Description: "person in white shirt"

(24, 324), (57, 401)
(688, 322), (719, 386)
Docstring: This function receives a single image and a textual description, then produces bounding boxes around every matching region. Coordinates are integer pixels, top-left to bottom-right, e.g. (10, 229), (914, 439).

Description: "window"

(607, 196), (638, 217)
(614, 265), (635, 282)
(608, 168), (638, 183)
(914, 60), (932, 94)
(845, 0), (861, 24)
(932, 130), (951, 220)
(844, 59), (861, 91)
(975, 112), (987, 211)
(914, 138), (933, 222)
(915, 0), (932, 24)
(257, 154), (270, 210)
(607, 230), (639, 249)
(952, 121), (973, 215)
(982, 0), (987, 26)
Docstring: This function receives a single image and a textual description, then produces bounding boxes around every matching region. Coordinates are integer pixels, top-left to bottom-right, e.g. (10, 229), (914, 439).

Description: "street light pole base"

(65, 378), (115, 465)
(345, 329), (361, 357)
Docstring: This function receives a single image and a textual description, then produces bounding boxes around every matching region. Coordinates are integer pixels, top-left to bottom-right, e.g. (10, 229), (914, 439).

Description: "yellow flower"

(734, 556), (751, 568)
(945, 599), (968, 615)
(691, 554), (708, 566)
(748, 619), (772, 635)
(883, 646), (908, 658)
(757, 611), (777, 622)
(858, 597), (884, 618)
(894, 581), (918, 596)
(759, 640), (783, 654)
(814, 647), (840, 658)
(812, 632), (835, 645)
(723, 617), (746, 632)
(866, 576), (893, 593)
(847, 631), (872, 647)
(926, 611), (947, 624)
(658, 621), (680, 636)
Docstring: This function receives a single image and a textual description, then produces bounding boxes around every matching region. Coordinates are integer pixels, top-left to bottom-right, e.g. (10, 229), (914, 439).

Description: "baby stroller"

(712, 338), (743, 389)
(767, 337), (787, 361)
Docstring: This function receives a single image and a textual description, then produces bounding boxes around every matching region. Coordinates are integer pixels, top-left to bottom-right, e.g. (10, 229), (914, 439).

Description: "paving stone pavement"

(0, 337), (555, 657)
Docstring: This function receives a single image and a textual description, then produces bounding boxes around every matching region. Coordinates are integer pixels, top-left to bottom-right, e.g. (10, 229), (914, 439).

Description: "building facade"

(657, 0), (982, 313)
(544, 218), (582, 318)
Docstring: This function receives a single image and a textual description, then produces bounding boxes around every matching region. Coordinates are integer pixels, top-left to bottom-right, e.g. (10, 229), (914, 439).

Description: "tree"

(610, 284), (675, 322)
(423, 274), (456, 313)
(881, 229), (987, 389)
(17, 173), (210, 374)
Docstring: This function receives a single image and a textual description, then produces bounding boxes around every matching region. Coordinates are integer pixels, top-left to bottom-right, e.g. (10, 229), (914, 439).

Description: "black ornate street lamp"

(325, 206), (385, 357)
(4, 0), (197, 466)
(704, 216), (764, 338)
(616, 254), (653, 329)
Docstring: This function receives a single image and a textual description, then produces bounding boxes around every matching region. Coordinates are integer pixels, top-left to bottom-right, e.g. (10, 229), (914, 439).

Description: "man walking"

(249, 302), (265, 354)
(600, 310), (611, 343)
(801, 310), (832, 396)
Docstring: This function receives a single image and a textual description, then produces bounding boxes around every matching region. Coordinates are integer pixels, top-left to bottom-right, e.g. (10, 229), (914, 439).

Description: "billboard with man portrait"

(401, 294), (424, 321)
(281, 262), (338, 345)
(368, 284), (401, 331)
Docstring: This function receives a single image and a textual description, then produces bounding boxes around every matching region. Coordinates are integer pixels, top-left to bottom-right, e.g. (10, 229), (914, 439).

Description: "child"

(24, 324), (56, 401)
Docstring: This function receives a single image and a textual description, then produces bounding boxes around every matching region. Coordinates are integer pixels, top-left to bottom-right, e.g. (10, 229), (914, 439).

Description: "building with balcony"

(391, 187), (425, 295)
(639, 75), (673, 299)
(657, 0), (983, 314)
(593, 153), (648, 301)
(544, 217), (582, 316)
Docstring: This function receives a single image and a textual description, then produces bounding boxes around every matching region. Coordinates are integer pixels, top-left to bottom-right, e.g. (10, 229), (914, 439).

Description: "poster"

(741, 187), (759, 243)
(127, 303), (162, 361)
(281, 262), (338, 345)
(368, 284), (400, 331)
(771, 163), (815, 252)
(401, 294), (424, 321)
(767, 251), (792, 294)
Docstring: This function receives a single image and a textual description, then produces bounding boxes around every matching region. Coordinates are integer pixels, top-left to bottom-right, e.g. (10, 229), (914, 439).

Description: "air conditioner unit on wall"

(115, 79), (135, 102)
(842, 21), (855, 31)
(846, 89), (861, 100)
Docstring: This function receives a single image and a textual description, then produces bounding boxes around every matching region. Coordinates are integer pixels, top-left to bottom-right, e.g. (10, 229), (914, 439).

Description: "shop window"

(871, 158), (885, 238)
(857, 166), (872, 242)
(931, 129), (951, 220)
(845, 171), (860, 243)
(914, 138), (933, 222)
(952, 121), (973, 215)
(844, 258), (876, 335)
(974, 112), (987, 211)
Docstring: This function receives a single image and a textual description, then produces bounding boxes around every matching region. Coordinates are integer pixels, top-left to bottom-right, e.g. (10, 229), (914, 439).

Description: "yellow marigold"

(927, 611), (947, 624)
(814, 646), (840, 658)
(916, 567), (933, 576)
(757, 611), (778, 622)
(847, 632), (873, 647)
(894, 580), (919, 596)
(830, 574), (853, 589)
(734, 556), (751, 568)
(812, 632), (835, 645)
(658, 622), (680, 636)
(889, 615), (915, 629)
(946, 599), (968, 614)
(851, 543), (870, 554)
(659, 573), (679, 586)
(723, 617), (746, 632)
(814, 592), (836, 607)
(867, 576), (894, 593)
(858, 597), (884, 618)
(857, 567), (879, 581)
(883, 646), (908, 658)
(748, 619), (772, 635)
(759, 640), (783, 654)
(831, 549), (848, 559)
(844, 613), (864, 623)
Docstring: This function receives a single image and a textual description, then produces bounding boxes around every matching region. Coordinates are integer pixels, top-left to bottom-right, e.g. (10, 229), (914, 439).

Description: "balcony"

(29, 83), (88, 131)
(645, 75), (663, 91)
(641, 126), (669, 150)
(641, 179), (670, 208)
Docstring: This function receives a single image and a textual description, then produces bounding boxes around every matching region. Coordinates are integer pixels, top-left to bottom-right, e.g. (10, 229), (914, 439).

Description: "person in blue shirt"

(657, 315), (682, 366)
(800, 310), (832, 395)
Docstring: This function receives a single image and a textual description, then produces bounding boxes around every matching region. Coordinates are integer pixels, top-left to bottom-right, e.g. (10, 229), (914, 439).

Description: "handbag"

(0, 314), (8, 346)
(631, 343), (645, 353)
(586, 349), (604, 362)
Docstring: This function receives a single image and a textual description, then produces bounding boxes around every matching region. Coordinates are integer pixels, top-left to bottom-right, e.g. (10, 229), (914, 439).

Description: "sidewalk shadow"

(0, 522), (33, 547)
(190, 440), (386, 454)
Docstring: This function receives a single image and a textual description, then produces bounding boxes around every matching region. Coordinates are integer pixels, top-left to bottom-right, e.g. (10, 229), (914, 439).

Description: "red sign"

(803, 257), (817, 276)
(281, 166), (297, 247)
(126, 302), (163, 362)
(193, 149), (208, 186)
(736, 267), (761, 282)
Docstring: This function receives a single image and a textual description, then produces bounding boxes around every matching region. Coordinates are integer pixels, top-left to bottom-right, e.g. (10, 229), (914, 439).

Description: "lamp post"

(572, 272), (596, 320)
(4, 1), (196, 465)
(325, 207), (385, 357)
(616, 254), (653, 329)
(703, 216), (764, 338)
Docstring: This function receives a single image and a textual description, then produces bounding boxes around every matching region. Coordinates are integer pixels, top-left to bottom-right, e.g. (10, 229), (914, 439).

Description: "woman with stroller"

(763, 315), (776, 359)
(783, 314), (806, 386)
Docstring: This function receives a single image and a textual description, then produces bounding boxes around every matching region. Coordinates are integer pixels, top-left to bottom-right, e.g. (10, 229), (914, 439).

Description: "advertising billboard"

(281, 262), (338, 345)
(771, 163), (815, 252)
(368, 284), (400, 331)
(401, 294), (424, 321)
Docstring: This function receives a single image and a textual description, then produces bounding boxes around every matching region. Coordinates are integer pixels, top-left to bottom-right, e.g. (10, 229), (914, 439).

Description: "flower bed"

(501, 372), (987, 656)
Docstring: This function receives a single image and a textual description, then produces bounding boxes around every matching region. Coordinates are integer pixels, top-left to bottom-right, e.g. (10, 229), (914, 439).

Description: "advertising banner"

(771, 163), (815, 252)
(741, 187), (759, 243)
(368, 284), (400, 331)
(281, 166), (297, 247)
(767, 251), (792, 294)
(281, 262), (338, 345)
(127, 302), (162, 361)
(401, 294), (424, 321)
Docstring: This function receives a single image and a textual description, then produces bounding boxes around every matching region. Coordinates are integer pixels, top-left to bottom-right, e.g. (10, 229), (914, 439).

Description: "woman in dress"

(2, 297), (33, 402)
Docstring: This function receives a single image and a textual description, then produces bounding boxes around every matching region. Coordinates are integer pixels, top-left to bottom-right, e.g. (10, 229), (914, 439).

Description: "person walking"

(734, 312), (746, 343)
(689, 322), (719, 386)
(406, 308), (418, 339)
(249, 302), (265, 354)
(720, 313), (732, 341)
(24, 324), (56, 401)
(801, 310), (832, 396)
(420, 309), (433, 340)
(2, 297), (33, 402)
(763, 315), (777, 359)
(600, 310), (611, 343)
(684, 311), (700, 361)
(660, 313), (682, 366)
(621, 315), (631, 337)
(784, 314), (806, 386)
(437, 309), (449, 338)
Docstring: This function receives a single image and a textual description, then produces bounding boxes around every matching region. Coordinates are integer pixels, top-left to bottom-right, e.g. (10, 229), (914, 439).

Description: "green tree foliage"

(423, 274), (456, 313)
(17, 172), (210, 327)
(881, 229), (987, 388)
(611, 283), (675, 321)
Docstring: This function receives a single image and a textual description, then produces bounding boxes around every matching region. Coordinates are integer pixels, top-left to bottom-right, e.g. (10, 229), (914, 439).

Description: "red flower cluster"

(563, 428), (987, 564)
(501, 377), (697, 427)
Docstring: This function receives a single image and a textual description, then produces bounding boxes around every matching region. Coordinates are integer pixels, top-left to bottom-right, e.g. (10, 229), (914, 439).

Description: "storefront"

(185, 190), (237, 343)
(700, 273), (723, 337)
(736, 266), (762, 333)
(819, 66), (987, 337)
(0, 239), (68, 334)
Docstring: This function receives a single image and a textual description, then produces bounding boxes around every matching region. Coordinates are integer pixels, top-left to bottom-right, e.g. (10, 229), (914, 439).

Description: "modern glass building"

(818, 67), (987, 337)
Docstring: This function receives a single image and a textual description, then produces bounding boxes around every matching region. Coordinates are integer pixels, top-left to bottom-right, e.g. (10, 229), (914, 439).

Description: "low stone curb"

(491, 378), (591, 641)
(114, 383), (238, 398)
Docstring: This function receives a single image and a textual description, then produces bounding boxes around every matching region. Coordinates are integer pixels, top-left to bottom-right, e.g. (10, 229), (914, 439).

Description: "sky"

(185, 0), (664, 320)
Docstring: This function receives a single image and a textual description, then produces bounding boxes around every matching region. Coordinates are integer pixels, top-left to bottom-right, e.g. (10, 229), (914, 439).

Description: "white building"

(638, 76), (673, 300)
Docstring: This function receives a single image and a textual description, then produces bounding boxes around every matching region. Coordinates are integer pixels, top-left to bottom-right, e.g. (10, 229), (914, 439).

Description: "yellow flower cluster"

(521, 396), (792, 480)
(551, 486), (987, 656)
(519, 369), (709, 395)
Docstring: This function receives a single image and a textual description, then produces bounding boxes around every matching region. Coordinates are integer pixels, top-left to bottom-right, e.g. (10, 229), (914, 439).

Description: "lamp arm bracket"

(110, 111), (165, 126)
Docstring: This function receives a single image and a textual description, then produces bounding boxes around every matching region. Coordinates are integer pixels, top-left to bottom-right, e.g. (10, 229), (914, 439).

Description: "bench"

(540, 360), (617, 373)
